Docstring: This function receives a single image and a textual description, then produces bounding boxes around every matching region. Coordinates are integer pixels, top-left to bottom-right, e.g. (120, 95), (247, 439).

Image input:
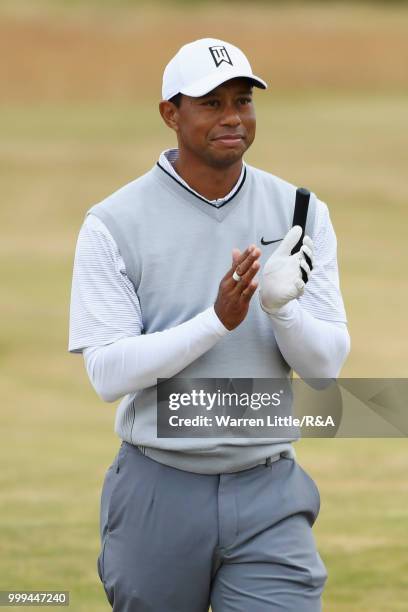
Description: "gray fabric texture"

(98, 442), (327, 611)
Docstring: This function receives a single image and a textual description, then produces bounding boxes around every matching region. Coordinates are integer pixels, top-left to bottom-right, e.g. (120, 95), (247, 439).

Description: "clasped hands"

(214, 226), (314, 330)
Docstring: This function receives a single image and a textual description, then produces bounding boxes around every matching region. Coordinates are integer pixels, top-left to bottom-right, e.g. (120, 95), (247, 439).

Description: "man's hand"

(259, 226), (314, 315)
(214, 245), (261, 330)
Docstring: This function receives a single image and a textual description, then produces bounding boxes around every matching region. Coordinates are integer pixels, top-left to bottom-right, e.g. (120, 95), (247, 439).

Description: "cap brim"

(180, 71), (267, 98)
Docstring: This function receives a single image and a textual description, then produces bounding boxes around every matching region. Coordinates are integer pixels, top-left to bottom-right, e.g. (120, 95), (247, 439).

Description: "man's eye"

(239, 97), (252, 105)
(203, 100), (219, 107)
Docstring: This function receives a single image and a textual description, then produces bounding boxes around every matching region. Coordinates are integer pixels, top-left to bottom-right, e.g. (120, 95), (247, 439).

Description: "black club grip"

(291, 187), (312, 283)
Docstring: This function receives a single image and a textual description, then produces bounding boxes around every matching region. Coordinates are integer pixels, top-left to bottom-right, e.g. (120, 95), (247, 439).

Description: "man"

(69, 38), (350, 611)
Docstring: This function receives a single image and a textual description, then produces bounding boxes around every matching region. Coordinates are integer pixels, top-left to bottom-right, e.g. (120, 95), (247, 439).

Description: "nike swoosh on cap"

(260, 237), (283, 245)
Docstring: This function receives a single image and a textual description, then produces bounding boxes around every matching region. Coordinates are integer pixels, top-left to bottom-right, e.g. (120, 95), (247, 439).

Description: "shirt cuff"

(206, 306), (231, 336)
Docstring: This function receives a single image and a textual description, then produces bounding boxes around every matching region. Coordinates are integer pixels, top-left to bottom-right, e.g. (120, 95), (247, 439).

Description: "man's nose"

(219, 104), (241, 126)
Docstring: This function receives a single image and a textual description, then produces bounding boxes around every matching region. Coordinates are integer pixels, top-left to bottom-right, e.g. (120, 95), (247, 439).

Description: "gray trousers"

(97, 442), (327, 611)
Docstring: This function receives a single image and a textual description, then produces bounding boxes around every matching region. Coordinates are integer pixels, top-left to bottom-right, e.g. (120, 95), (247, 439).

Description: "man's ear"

(159, 100), (180, 132)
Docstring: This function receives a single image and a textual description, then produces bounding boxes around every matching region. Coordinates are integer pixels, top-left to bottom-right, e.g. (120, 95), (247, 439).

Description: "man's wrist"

(208, 306), (231, 336)
(259, 290), (288, 316)
(266, 299), (299, 321)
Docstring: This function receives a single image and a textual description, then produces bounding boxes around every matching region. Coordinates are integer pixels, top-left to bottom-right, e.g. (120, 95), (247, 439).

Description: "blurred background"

(0, 1), (407, 610)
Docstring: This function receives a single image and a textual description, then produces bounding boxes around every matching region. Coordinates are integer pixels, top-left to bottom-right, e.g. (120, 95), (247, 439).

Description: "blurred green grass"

(1, 1), (408, 610)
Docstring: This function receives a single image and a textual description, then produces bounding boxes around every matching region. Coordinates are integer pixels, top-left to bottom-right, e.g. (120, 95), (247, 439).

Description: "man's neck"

(173, 151), (243, 201)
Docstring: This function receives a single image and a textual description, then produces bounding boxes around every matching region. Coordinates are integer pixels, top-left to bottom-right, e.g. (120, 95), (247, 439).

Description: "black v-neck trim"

(156, 162), (247, 209)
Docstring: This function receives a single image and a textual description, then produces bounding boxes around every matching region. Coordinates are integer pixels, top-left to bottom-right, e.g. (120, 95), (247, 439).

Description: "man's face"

(171, 78), (256, 169)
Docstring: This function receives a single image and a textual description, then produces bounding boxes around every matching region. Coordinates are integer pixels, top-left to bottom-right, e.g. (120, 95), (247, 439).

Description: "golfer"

(69, 38), (350, 611)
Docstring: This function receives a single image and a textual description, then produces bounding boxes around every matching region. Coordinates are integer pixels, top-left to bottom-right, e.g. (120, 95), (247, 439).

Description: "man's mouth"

(212, 134), (244, 146)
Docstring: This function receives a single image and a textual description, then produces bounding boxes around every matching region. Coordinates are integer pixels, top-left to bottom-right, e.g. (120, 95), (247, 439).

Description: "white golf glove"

(259, 225), (314, 315)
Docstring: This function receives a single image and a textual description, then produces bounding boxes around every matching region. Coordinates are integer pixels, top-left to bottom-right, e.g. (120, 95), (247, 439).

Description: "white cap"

(162, 38), (267, 101)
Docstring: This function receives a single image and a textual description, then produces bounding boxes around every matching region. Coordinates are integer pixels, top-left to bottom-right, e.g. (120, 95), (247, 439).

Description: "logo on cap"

(209, 46), (233, 68)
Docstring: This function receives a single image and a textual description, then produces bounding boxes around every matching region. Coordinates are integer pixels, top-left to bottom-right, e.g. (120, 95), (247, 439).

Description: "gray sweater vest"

(88, 163), (316, 473)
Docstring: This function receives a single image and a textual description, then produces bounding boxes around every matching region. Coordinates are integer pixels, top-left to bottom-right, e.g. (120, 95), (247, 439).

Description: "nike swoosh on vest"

(260, 237), (283, 245)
